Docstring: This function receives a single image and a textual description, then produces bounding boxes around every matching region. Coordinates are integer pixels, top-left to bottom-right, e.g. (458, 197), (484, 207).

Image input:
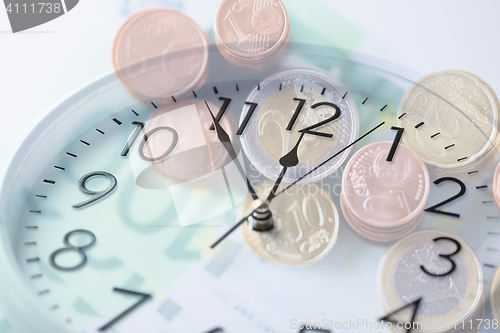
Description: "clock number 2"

(424, 177), (466, 218)
(420, 237), (462, 277)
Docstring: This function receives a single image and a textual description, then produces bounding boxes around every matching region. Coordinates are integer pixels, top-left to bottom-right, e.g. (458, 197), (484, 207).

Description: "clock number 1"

(386, 126), (404, 162)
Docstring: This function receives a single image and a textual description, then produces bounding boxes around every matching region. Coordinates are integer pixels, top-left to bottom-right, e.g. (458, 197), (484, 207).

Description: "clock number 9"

(420, 237), (462, 277)
(72, 171), (117, 209)
(121, 121), (178, 161)
(49, 229), (96, 271)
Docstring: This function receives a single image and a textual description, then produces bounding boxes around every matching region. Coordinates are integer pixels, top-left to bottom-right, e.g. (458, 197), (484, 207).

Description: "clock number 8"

(49, 230), (96, 271)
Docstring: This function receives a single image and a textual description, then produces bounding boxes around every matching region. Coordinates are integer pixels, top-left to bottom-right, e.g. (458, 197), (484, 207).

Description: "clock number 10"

(121, 121), (178, 161)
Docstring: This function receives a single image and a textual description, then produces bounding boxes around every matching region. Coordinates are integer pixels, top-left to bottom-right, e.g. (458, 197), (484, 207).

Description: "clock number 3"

(49, 229), (96, 271)
(72, 171), (117, 209)
(420, 237), (462, 277)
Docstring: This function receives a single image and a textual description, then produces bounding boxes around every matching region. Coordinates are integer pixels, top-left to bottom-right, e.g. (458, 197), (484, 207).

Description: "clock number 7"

(386, 126), (404, 162)
(98, 288), (152, 331)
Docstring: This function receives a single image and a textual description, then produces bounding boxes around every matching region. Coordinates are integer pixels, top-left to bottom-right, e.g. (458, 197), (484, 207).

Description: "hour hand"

(267, 132), (305, 201)
(205, 101), (259, 201)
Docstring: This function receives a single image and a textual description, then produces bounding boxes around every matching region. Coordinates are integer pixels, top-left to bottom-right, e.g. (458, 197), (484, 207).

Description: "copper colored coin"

(214, 0), (290, 66)
(342, 141), (430, 230)
(113, 9), (209, 102)
(494, 162), (500, 210)
(143, 99), (236, 183)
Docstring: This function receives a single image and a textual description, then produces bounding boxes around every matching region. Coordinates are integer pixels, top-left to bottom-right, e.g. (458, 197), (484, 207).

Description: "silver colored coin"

(492, 266), (500, 327)
(397, 69), (499, 170)
(378, 230), (483, 332)
(240, 181), (340, 265)
(239, 69), (359, 183)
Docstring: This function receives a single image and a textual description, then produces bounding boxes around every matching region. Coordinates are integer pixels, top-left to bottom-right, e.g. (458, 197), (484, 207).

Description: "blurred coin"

(214, 0), (290, 67)
(341, 141), (429, 241)
(239, 69), (359, 183)
(493, 162), (500, 211)
(143, 99), (236, 183)
(397, 70), (499, 170)
(492, 266), (500, 326)
(113, 9), (209, 102)
(240, 181), (339, 265)
(378, 230), (483, 332)
(340, 195), (423, 242)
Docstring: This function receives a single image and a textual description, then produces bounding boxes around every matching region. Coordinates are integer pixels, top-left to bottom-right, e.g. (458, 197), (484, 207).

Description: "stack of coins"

(112, 9), (209, 102)
(214, 0), (290, 68)
(397, 69), (500, 172)
(240, 181), (340, 265)
(341, 141), (430, 242)
(378, 230), (485, 333)
(491, 266), (500, 327)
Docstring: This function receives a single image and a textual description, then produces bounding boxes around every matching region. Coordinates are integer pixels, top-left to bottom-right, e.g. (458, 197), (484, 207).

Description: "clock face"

(1, 42), (500, 333)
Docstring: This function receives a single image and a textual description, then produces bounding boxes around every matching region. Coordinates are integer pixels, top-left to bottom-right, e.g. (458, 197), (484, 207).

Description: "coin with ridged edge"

(341, 141), (430, 241)
(240, 181), (339, 265)
(491, 266), (500, 328)
(378, 230), (484, 333)
(239, 69), (359, 183)
(214, 0), (290, 67)
(397, 69), (499, 170)
(113, 9), (209, 102)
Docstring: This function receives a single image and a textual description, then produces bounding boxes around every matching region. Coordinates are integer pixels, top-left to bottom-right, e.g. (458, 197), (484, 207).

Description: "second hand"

(210, 121), (386, 249)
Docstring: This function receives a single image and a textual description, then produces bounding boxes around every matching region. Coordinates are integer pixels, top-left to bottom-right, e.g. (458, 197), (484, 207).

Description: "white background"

(0, 0), (499, 168)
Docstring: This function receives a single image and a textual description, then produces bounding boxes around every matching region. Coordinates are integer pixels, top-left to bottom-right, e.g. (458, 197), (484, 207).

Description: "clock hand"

(210, 121), (386, 248)
(205, 101), (259, 201)
(267, 131), (305, 201)
(275, 121), (386, 197)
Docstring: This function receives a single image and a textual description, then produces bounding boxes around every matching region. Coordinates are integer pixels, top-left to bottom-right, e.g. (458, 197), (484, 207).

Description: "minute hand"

(210, 121), (386, 248)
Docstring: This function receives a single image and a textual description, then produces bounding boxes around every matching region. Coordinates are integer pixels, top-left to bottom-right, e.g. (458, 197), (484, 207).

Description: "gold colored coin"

(240, 181), (339, 265)
(397, 70), (499, 170)
(257, 85), (339, 167)
(492, 266), (500, 327)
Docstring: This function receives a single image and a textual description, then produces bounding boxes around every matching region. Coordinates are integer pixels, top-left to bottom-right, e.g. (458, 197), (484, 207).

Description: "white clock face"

(1, 44), (500, 333)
